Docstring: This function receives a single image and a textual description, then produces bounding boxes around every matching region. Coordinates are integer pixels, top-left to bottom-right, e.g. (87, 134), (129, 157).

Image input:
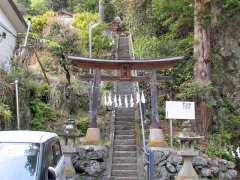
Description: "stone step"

(115, 121), (135, 126)
(115, 125), (135, 130)
(117, 84), (133, 87)
(117, 90), (132, 92)
(115, 118), (135, 122)
(115, 134), (135, 140)
(117, 87), (133, 90)
(118, 52), (130, 55)
(115, 129), (135, 135)
(115, 116), (134, 119)
(115, 114), (134, 116)
(115, 122), (135, 126)
(114, 139), (136, 145)
(115, 114), (134, 117)
(111, 177), (138, 180)
(112, 163), (137, 171)
(116, 109), (135, 112)
(115, 123), (135, 128)
(113, 157), (137, 164)
(116, 111), (135, 114)
(115, 119), (135, 122)
(113, 151), (136, 157)
(112, 170), (137, 177)
(115, 112), (134, 115)
(113, 145), (136, 151)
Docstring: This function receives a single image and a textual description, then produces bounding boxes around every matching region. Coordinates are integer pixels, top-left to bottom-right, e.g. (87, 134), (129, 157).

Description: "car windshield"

(0, 143), (40, 180)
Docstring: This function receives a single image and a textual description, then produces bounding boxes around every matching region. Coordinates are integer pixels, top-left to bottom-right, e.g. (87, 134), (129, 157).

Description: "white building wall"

(0, 8), (17, 69)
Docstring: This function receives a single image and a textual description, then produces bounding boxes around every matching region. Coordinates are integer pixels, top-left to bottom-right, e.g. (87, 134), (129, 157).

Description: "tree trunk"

(194, 0), (213, 135)
(194, 0), (211, 85)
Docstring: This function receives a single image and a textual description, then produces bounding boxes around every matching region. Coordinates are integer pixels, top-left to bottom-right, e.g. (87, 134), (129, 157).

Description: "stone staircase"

(110, 35), (138, 180)
(111, 107), (137, 180)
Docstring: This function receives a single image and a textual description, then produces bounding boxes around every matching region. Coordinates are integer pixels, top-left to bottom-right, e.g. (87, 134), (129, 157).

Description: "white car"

(0, 131), (66, 180)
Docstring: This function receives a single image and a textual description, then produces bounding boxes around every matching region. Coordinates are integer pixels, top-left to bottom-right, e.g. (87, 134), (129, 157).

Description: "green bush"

(79, 117), (89, 137)
(71, 0), (98, 13)
(0, 103), (12, 122)
(208, 133), (235, 161)
(30, 99), (56, 130)
(31, 0), (48, 15)
(31, 11), (54, 34)
(73, 12), (99, 31)
(104, 0), (115, 22)
(73, 12), (111, 57)
(22, 79), (49, 102)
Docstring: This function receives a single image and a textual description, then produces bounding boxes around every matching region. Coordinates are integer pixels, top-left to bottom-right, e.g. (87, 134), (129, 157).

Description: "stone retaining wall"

(149, 148), (238, 180)
(71, 145), (108, 179)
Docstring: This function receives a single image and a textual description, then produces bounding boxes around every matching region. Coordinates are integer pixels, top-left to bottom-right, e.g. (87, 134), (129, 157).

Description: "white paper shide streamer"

(118, 95), (122, 108)
(108, 92), (112, 106)
(136, 91), (140, 104)
(130, 94), (134, 107)
(141, 91), (146, 104)
(125, 95), (128, 108)
(104, 94), (107, 106)
(104, 92), (144, 109)
(114, 94), (118, 108)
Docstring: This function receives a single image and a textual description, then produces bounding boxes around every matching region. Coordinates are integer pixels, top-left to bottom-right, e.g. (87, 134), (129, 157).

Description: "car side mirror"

(48, 167), (57, 180)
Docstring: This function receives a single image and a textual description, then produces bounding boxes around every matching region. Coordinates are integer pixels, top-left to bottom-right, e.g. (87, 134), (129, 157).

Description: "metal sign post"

(15, 80), (20, 130)
(170, 119), (173, 147)
(165, 101), (195, 147)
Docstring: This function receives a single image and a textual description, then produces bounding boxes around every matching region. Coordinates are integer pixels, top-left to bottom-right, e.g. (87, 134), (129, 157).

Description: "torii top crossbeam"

(68, 56), (185, 70)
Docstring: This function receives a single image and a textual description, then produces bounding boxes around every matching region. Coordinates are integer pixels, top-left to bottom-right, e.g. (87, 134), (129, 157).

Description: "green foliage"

(92, 25), (112, 56)
(103, 82), (113, 91)
(5, 68), (57, 130)
(208, 133), (235, 161)
(104, 0), (115, 22)
(45, 0), (69, 11)
(47, 22), (82, 56)
(31, 11), (54, 34)
(26, 80), (49, 101)
(70, 0), (98, 13)
(176, 81), (216, 101)
(133, 30), (193, 59)
(79, 117), (89, 136)
(214, 98), (240, 145)
(30, 99), (56, 130)
(31, 0), (48, 15)
(217, 0), (240, 23)
(0, 103), (12, 122)
(134, 35), (176, 58)
(73, 12), (111, 57)
(151, 0), (193, 37)
(73, 12), (99, 31)
(13, 0), (31, 15)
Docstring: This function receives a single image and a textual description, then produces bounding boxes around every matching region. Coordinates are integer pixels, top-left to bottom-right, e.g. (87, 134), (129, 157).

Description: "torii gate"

(69, 55), (185, 145)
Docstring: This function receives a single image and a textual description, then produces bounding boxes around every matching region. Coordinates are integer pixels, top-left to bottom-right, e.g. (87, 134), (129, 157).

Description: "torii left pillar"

(148, 70), (165, 146)
(84, 68), (101, 144)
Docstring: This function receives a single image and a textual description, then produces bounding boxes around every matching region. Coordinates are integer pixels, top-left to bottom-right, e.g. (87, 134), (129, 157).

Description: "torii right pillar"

(149, 70), (165, 146)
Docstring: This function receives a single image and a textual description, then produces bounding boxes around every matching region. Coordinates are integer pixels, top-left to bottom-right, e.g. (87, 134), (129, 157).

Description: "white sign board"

(165, 101), (195, 120)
